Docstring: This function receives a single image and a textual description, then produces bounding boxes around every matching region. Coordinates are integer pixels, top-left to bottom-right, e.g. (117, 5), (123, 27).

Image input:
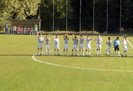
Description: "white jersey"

(107, 40), (112, 46)
(37, 36), (44, 43)
(97, 38), (103, 45)
(53, 38), (59, 46)
(85, 38), (92, 46)
(45, 38), (50, 45)
(123, 39), (127, 46)
(12, 27), (17, 31)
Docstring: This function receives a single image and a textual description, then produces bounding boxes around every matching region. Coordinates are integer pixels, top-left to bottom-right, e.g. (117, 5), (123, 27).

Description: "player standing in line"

(85, 35), (93, 56)
(72, 34), (78, 56)
(63, 34), (69, 56)
(122, 35), (128, 57)
(106, 37), (112, 56)
(113, 37), (120, 57)
(53, 35), (60, 55)
(94, 35), (103, 56)
(36, 31), (44, 55)
(78, 35), (85, 56)
(44, 36), (50, 56)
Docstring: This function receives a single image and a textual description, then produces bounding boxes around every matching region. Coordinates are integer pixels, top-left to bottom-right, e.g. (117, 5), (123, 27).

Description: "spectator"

(34, 24), (38, 35)
(11, 25), (17, 34)
(20, 27), (24, 34)
(5, 23), (9, 34)
(24, 26), (27, 34)
(27, 27), (31, 35)
(17, 26), (21, 34)
(30, 27), (34, 35)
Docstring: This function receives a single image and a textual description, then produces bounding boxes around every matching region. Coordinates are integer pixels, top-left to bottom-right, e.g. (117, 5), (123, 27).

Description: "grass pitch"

(0, 35), (133, 91)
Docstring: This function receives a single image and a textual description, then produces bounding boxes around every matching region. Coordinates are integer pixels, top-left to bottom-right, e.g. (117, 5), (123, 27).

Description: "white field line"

(32, 53), (133, 73)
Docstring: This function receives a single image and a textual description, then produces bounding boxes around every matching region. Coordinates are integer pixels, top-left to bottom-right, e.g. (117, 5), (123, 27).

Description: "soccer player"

(36, 31), (44, 55)
(63, 34), (69, 56)
(113, 37), (120, 57)
(85, 35), (93, 56)
(53, 35), (60, 55)
(72, 34), (78, 56)
(44, 36), (50, 56)
(5, 23), (9, 34)
(94, 35), (103, 56)
(106, 37), (112, 56)
(122, 35), (128, 57)
(78, 35), (85, 56)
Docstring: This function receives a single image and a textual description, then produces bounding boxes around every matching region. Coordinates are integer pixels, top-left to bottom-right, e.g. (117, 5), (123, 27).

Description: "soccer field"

(0, 35), (133, 91)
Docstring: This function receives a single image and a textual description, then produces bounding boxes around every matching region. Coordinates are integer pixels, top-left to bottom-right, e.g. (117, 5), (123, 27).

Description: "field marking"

(32, 53), (133, 73)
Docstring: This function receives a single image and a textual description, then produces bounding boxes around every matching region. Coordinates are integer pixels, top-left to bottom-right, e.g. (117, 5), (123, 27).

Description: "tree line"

(0, 0), (133, 33)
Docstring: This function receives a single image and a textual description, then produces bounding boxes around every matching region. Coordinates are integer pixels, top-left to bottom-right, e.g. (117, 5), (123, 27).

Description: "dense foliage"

(0, 0), (133, 33)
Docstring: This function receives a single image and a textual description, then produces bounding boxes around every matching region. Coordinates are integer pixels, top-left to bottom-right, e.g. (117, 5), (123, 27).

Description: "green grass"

(0, 35), (133, 91)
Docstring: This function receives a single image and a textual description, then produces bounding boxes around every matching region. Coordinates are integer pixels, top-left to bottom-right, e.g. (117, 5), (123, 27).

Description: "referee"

(113, 37), (120, 57)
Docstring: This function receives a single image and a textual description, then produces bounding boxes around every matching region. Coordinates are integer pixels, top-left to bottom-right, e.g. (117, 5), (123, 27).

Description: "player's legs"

(40, 48), (42, 55)
(54, 49), (56, 55)
(122, 46), (128, 57)
(106, 47), (109, 55)
(114, 46), (116, 56)
(117, 46), (120, 57)
(72, 49), (74, 55)
(79, 44), (83, 56)
(82, 48), (84, 56)
(57, 49), (59, 55)
(37, 48), (39, 55)
(86, 49), (88, 56)
(63, 49), (65, 56)
(89, 49), (91, 56)
(96, 45), (99, 55)
(63, 45), (66, 56)
(72, 45), (75, 55)
(79, 49), (81, 56)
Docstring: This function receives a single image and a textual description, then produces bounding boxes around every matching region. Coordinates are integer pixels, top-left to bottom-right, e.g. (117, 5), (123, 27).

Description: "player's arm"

(36, 31), (39, 37)
(52, 36), (55, 41)
(113, 40), (115, 48)
(91, 35), (93, 40)
(94, 38), (97, 41)
(126, 38), (128, 43)
(83, 35), (85, 41)
(67, 34), (69, 39)
(101, 40), (103, 45)
(77, 35), (80, 40)
(72, 34), (74, 39)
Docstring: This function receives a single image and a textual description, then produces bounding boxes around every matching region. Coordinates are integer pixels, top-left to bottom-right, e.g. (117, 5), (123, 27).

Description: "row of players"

(11, 24), (38, 35)
(37, 32), (128, 57)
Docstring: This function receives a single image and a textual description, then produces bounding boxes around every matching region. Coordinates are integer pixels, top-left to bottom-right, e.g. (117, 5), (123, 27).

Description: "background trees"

(0, 0), (133, 33)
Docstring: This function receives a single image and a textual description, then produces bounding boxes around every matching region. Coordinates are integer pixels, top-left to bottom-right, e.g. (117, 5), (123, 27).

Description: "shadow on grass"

(0, 54), (34, 56)
(0, 54), (133, 58)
